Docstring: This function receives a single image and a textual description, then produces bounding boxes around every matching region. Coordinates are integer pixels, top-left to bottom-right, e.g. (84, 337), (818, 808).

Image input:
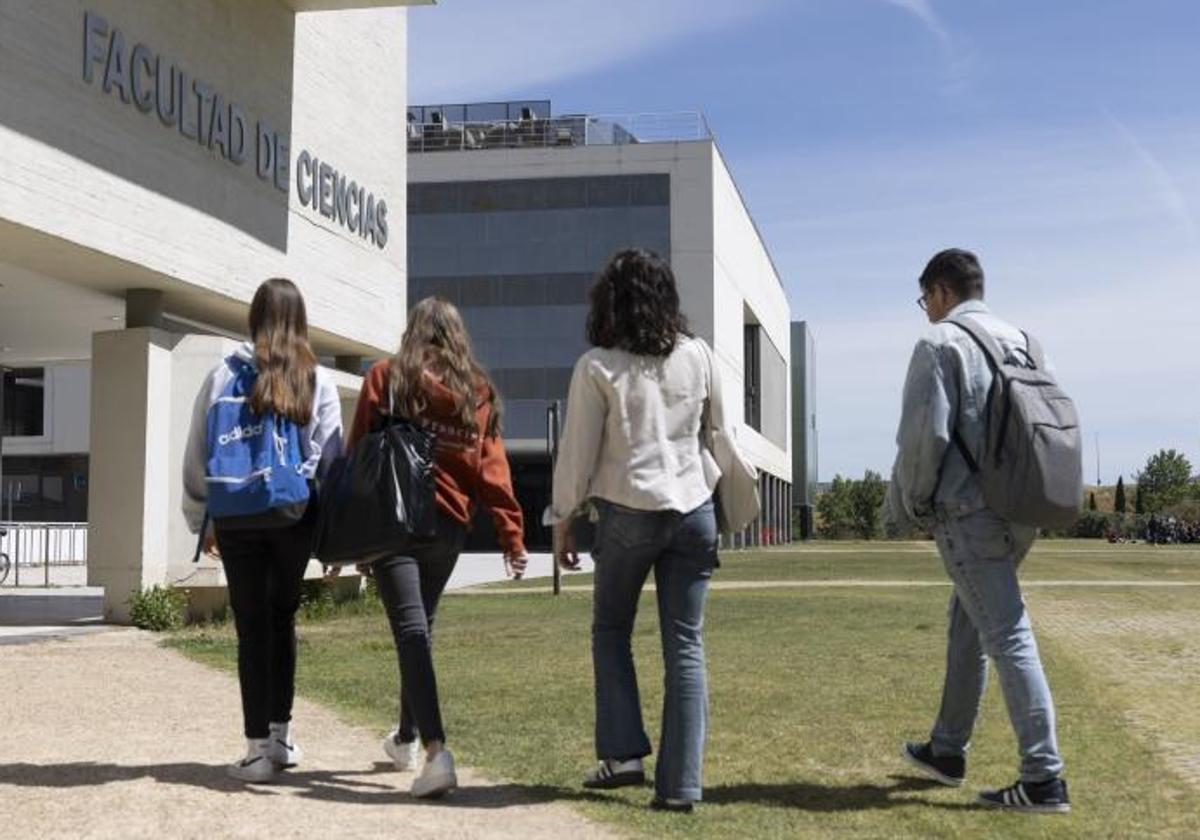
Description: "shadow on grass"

(704, 775), (984, 813)
(0, 760), (603, 809)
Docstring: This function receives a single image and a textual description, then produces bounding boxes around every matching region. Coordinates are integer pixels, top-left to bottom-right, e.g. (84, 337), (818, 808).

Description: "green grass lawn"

(169, 542), (1200, 839)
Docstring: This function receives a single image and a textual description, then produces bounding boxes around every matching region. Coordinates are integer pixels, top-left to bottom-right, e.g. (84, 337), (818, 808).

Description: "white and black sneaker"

(383, 729), (421, 771)
(227, 738), (277, 784)
(978, 778), (1071, 813)
(583, 758), (646, 790)
(901, 741), (965, 787)
(411, 748), (457, 799)
(267, 722), (303, 769)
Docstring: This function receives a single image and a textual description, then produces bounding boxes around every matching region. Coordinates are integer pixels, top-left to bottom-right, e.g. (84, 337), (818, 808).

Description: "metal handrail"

(0, 522), (87, 587)
(407, 111), (711, 154)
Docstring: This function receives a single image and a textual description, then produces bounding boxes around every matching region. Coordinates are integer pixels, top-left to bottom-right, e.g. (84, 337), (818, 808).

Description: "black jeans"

(373, 515), (465, 746)
(216, 520), (314, 739)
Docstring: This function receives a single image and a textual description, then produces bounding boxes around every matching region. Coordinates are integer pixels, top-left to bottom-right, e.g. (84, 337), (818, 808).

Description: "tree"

(1114, 476), (1127, 514)
(1137, 449), (1194, 513)
(850, 470), (887, 540)
(1088, 491), (1097, 511)
(816, 475), (856, 539)
(1135, 482), (1145, 515)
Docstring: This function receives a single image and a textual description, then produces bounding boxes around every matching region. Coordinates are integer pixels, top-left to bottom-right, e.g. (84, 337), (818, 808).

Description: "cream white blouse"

(551, 336), (723, 519)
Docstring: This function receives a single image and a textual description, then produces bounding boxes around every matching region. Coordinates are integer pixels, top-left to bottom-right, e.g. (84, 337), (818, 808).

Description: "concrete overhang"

(279, 1), (436, 9)
(0, 217), (387, 361)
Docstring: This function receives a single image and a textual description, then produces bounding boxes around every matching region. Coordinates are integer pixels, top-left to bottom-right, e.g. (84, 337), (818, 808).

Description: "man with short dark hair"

(886, 248), (1071, 813)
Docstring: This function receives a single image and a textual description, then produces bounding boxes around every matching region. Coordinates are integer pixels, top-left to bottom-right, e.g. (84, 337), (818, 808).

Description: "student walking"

(183, 277), (344, 783)
(887, 249), (1078, 813)
(345, 297), (527, 799)
(552, 249), (723, 814)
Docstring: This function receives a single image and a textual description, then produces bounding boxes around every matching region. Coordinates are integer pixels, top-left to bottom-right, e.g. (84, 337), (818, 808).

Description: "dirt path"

(0, 629), (617, 840)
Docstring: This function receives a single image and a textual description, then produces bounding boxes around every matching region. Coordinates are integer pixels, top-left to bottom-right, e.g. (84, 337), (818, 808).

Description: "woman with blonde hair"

(346, 297), (527, 798)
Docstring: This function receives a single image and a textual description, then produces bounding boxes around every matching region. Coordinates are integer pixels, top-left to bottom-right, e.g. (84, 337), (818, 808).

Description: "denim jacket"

(886, 300), (1043, 528)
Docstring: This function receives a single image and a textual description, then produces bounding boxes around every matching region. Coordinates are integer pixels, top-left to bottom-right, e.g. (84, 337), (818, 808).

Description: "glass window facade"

(743, 323), (787, 449)
(410, 174), (671, 443)
(0, 455), (89, 522)
(2, 368), (45, 438)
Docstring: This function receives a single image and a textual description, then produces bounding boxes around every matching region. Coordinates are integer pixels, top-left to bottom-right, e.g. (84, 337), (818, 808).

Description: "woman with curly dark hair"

(552, 248), (724, 813)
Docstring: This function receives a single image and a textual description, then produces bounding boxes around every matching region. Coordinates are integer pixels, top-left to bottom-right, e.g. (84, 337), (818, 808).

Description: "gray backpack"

(948, 316), (1083, 529)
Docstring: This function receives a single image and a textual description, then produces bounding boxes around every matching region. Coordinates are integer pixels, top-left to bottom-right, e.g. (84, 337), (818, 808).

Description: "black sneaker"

(583, 758), (646, 790)
(900, 741), (965, 787)
(650, 797), (695, 814)
(978, 778), (1071, 813)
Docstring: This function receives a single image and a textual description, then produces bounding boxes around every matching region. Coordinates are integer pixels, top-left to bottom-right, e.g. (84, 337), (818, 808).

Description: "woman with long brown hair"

(346, 296), (527, 798)
(183, 277), (343, 783)
(552, 249), (721, 813)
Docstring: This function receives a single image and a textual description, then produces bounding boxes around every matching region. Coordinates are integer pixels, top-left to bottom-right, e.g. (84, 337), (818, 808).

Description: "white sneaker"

(227, 738), (277, 783)
(267, 722), (303, 769)
(411, 747), (457, 798)
(383, 729), (421, 771)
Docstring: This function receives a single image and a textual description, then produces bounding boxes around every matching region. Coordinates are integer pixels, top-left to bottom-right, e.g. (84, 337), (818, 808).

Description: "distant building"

(408, 101), (798, 549)
(791, 322), (818, 538)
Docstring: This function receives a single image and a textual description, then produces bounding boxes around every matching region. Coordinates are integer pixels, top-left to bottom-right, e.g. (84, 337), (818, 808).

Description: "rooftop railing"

(408, 111), (712, 154)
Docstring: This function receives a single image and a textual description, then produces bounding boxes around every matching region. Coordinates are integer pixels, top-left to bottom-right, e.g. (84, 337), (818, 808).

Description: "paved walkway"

(0, 630), (615, 840)
(452, 578), (1200, 595)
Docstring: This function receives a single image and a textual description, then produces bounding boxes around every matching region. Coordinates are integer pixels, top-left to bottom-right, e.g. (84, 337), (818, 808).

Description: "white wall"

(3, 363), (91, 456)
(711, 146), (792, 481)
(0, 1), (408, 355)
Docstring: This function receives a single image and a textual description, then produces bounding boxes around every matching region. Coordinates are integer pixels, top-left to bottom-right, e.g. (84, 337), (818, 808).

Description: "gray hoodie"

(181, 342), (344, 534)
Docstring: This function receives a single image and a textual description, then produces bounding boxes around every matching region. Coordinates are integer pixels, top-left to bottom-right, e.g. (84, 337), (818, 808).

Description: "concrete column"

(773, 476), (780, 545)
(777, 480), (787, 544)
(786, 483), (793, 543)
(125, 289), (165, 329)
(87, 328), (175, 622)
(772, 476), (779, 546)
(762, 476), (771, 546)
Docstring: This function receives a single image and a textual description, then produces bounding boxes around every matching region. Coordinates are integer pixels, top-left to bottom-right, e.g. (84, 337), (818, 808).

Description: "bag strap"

(942, 322), (983, 475)
(696, 339), (720, 451)
(945, 315), (1007, 374)
(191, 512), (210, 564)
(1021, 330), (1047, 372)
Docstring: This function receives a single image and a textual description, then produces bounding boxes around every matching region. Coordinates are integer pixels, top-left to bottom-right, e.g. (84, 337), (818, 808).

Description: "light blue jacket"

(886, 300), (1043, 528)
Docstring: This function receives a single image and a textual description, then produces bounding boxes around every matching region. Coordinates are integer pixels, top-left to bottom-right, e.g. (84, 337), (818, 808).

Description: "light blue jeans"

(591, 497), (718, 802)
(930, 509), (1064, 782)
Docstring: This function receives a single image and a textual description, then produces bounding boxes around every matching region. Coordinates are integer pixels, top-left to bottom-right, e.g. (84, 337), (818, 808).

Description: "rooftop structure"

(408, 100), (711, 153)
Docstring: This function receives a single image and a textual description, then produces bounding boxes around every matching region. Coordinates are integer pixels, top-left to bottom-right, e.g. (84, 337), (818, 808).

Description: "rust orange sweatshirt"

(347, 360), (525, 556)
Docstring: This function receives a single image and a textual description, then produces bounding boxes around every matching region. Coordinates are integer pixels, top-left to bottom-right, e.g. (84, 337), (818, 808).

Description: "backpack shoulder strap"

(1021, 331), (1048, 372)
(945, 315), (1006, 374)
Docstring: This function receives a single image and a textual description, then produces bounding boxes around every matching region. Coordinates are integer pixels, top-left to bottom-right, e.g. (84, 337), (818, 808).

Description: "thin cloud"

(407, 1), (781, 104)
(877, 0), (972, 92)
(880, 0), (951, 49)
(1103, 109), (1200, 249)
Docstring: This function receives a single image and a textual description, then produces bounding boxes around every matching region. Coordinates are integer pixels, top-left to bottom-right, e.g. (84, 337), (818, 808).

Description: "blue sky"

(409, 0), (1200, 484)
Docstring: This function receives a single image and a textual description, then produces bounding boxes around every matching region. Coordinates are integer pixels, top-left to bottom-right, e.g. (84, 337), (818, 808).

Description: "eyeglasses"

(916, 294), (928, 312)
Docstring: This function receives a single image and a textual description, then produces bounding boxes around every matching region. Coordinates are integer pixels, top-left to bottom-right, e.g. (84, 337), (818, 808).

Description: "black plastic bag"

(314, 417), (437, 566)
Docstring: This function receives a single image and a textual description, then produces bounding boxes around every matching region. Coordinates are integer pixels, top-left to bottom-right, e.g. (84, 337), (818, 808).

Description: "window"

(2, 368), (45, 438)
(744, 325), (761, 432)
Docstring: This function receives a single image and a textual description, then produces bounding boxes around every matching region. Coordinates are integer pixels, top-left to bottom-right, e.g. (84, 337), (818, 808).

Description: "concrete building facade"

(0, 0), (430, 619)
(407, 103), (795, 549)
